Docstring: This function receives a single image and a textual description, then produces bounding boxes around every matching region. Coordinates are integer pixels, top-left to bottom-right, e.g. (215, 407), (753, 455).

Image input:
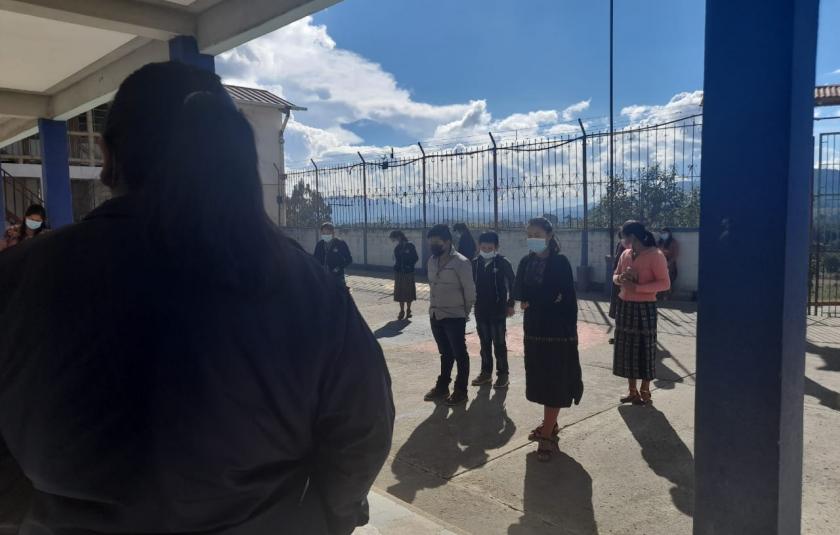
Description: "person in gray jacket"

(423, 224), (477, 406)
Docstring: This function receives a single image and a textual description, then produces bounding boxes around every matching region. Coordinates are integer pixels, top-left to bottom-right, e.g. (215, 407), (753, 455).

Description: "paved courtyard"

(349, 272), (840, 535)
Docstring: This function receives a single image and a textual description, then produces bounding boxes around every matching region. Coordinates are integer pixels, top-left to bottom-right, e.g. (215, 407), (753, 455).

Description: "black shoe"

(445, 390), (468, 406)
(493, 374), (510, 389)
(424, 386), (449, 402)
(471, 372), (492, 386)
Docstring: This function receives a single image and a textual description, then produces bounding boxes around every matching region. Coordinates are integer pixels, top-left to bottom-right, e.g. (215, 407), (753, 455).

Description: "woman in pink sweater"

(612, 221), (671, 405)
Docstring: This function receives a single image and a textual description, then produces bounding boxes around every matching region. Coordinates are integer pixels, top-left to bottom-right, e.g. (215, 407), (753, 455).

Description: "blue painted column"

(38, 119), (74, 229)
(169, 35), (215, 72)
(0, 161), (7, 231)
(695, 0), (819, 533)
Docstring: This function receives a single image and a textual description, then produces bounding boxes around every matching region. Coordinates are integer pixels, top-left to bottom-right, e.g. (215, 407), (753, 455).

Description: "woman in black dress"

(390, 230), (418, 320)
(514, 217), (583, 461)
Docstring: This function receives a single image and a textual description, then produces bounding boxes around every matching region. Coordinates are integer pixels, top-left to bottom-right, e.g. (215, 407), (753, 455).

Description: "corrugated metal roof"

(224, 85), (306, 111)
(815, 85), (840, 107)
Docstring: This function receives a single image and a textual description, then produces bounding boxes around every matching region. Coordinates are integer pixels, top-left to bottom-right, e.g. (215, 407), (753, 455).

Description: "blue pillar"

(38, 119), (74, 229)
(695, 0), (818, 533)
(169, 35), (215, 72)
(0, 162), (7, 230)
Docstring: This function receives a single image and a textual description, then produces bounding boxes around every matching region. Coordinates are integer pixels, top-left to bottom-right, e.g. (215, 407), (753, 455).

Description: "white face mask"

(25, 218), (43, 231)
(479, 250), (497, 260)
(527, 238), (548, 254)
(320, 234), (333, 242)
(660, 233), (670, 241)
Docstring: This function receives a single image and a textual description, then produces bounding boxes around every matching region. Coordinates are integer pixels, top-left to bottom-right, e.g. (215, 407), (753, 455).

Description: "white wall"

(238, 103), (284, 226)
(282, 225), (700, 297)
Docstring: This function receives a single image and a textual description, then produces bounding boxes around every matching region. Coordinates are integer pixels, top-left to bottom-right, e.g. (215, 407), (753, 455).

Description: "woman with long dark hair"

(453, 222), (477, 260)
(612, 221), (670, 405)
(0, 62), (393, 534)
(514, 217), (583, 461)
(390, 230), (418, 320)
(0, 204), (47, 252)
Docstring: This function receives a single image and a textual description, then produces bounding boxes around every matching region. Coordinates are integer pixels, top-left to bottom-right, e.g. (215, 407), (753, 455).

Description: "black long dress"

(514, 251), (583, 408)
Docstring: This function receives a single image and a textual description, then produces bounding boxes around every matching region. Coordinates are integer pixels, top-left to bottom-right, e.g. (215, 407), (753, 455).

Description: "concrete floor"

(347, 272), (840, 535)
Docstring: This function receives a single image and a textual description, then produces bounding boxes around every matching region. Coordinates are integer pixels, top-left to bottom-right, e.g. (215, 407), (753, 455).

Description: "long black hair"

(527, 217), (560, 254)
(622, 221), (656, 248)
(103, 61), (284, 288)
(389, 230), (407, 243)
(19, 204), (47, 241)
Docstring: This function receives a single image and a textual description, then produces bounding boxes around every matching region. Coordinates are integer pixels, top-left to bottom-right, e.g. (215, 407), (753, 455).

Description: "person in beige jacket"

(423, 224), (477, 406)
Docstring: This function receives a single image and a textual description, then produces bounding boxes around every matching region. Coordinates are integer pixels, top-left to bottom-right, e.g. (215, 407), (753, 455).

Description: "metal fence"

(811, 131), (840, 316)
(285, 114), (703, 231)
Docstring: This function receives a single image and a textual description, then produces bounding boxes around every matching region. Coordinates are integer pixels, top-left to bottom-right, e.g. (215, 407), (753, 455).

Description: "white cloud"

(620, 91), (703, 125)
(561, 99), (591, 121)
(832, 68), (840, 75)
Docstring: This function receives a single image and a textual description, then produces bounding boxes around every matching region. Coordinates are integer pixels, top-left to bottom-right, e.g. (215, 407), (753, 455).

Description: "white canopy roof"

(0, 0), (337, 147)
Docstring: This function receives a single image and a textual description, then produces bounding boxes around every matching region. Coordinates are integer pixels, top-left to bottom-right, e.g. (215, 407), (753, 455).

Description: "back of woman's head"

(104, 62), (282, 288)
(622, 220), (655, 247)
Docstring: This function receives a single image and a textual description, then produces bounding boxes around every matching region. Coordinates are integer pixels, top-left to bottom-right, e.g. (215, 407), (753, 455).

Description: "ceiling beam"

(0, 119), (38, 149)
(0, 91), (49, 118)
(51, 40), (170, 121)
(197, 0), (340, 56)
(0, 0), (196, 41)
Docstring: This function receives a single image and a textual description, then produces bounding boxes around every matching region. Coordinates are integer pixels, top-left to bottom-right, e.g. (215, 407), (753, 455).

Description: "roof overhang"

(0, 0), (338, 147)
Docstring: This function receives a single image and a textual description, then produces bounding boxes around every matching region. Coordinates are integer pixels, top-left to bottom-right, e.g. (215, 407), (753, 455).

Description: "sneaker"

(471, 372), (492, 386)
(493, 375), (510, 389)
(445, 390), (468, 406)
(423, 386), (449, 402)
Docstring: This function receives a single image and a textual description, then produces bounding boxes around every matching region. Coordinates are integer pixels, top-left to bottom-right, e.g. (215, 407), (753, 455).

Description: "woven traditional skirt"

(612, 299), (658, 380)
(393, 271), (416, 302)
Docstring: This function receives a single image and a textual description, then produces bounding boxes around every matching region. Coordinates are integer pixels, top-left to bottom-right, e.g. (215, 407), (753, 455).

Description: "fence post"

(578, 119), (589, 268)
(311, 159), (320, 228)
(358, 152), (369, 268)
(489, 132), (499, 231)
(418, 142), (429, 275)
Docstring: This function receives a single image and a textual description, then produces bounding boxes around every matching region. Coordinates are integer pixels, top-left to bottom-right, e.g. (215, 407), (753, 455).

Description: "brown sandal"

(537, 435), (560, 462)
(528, 422), (559, 442)
(635, 389), (652, 405)
(620, 390), (640, 404)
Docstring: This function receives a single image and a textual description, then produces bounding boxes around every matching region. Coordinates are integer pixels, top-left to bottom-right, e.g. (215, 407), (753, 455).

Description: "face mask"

(25, 218), (42, 231)
(479, 250), (497, 260)
(320, 234), (333, 242)
(430, 244), (445, 257)
(527, 238), (548, 254)
(660, 233), (670, 241)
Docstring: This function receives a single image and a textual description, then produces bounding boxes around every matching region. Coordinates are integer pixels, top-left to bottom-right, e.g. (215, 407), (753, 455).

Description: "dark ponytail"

(104, 62), (284, 289)
(621, 220), (656, 248)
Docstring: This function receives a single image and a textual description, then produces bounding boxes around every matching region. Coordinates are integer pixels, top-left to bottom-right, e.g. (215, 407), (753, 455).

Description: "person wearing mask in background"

(608, 227), (632, 344)
(613, 221), (670, 406)
(0, 204), (47, 252)
(0, 62), (393, 535)
(657, 227), (679, 300)
(390, 230), (419, 320)
(470, 231), (516, 390)
(452, 222), (477, 260)
(514, 217), (582, 462)
(424, 224), (476, 406)
(314, 222), (353, 286)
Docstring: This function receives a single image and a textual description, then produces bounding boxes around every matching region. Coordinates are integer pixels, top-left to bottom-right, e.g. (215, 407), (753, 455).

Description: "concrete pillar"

(168, 35), (215, 72)
(694, 0), (819, 533)
(38, 119), (73, 229)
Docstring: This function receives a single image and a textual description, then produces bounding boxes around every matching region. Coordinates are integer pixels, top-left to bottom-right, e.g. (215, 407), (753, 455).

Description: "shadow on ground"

(374, 320), (411, 339)
(507, 451), (597, 535)
(805, 376), (840, 411)
(618, 404), (694, 517)
(806, 341), (840, 372)
(387, 385), (515, 504)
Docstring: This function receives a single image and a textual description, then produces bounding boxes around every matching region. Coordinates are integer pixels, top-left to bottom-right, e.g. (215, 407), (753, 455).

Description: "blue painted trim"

(694, 0), (818, 532)
(169, 36), (215, 72)
(37, 119), (73, 229)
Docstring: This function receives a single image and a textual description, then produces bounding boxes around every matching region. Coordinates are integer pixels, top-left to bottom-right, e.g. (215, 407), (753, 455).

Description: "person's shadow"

(373, 319), (410, 340)
(618, 405), (694, 517)
(654, 342), (684, 390)
(804, 376), (840, 411)
(387, 386), (517, 504)
(806, 341), (840, 372)
(508, 451), (597, 534)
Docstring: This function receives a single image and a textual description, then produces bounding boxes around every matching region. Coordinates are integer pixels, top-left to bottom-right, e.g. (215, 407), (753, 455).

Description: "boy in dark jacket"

(314, 222), (353, 285)
(470, 231), (516, 389)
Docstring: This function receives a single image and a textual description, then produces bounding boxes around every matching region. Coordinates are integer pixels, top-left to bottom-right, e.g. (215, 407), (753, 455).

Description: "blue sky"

(218, 0), (840, 167)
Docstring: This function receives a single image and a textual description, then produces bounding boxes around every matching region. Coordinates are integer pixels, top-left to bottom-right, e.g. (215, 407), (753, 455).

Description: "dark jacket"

(456, 232), (477, 261)
(514, 252), (578, 336)
(0, 196), (394, 535)
(471, 254), (516, 320)
(314, 237), (353, 278)
(393, 241), (418, 273)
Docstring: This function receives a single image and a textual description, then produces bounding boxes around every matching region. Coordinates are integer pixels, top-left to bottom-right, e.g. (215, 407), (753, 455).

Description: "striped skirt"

(393, 271), (417, 302)
(612, 299), (658, 380)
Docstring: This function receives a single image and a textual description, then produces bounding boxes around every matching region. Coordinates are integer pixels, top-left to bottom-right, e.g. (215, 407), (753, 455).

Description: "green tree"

(287, 180), (331, 227)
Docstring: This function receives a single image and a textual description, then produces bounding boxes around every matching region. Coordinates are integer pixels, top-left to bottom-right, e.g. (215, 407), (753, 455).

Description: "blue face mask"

(320, 234), (333, 242)
(527, 238), (547, 254)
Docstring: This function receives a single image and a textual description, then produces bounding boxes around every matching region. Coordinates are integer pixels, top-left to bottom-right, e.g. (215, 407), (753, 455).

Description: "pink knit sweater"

(613, 247), (671, 302)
